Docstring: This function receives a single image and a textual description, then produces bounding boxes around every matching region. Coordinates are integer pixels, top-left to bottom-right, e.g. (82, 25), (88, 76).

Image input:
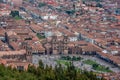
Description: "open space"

(32, 55), (120, 73)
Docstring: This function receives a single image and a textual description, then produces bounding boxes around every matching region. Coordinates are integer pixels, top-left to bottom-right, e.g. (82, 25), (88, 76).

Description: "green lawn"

(14, 16), (21, 20)
(56, 60), (82, 72)
(83, 59), (97, 65)
(56, 60), (70, 66)
(83, 59), (112, 72)
(93, 65), (112, 72)
(57, 59), (112, 72)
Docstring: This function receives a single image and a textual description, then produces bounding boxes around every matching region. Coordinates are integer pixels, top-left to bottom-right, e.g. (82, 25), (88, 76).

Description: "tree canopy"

(10, 10), (20, 17)
(0, 60), (105, 80)
(38, 2), (47, 8)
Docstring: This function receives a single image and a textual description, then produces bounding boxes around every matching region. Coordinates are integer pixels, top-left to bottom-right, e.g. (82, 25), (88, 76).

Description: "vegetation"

(57, 56), (82, 69)
(92, 64), (112, 72)
(83, 59), (112, 72)
(38, 2), (47, 8)
(14, 16), (21, 20)
(96, 3), (103, 8)
(65, 10), (75, 16)
(83, 59), (97, 65)
(60, 56), (82, 61)
(36, 33), (45, 39)
(115, 8), (120, 15)
(56, 60), (70, 66)
(10, 10), (20, 17)
(0, 60), (105, 80)
(10, 10), (21, 20)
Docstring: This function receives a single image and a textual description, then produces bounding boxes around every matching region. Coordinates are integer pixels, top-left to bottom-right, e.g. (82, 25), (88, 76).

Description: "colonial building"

(0, 58), (31, 71)
(43, 35), (100, 55)
(43, 36), (69, 55)
(68, 46), (82, 54)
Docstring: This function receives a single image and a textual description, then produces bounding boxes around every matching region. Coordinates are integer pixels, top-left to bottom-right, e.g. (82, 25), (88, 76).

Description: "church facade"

(44, 36), (69, 55)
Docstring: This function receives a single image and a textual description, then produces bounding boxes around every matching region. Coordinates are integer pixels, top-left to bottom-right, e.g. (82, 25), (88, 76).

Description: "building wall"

(51, 36), (69, 55)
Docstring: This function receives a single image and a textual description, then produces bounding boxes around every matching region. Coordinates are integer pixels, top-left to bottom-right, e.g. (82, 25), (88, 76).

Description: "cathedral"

(43, 35), (69, 55)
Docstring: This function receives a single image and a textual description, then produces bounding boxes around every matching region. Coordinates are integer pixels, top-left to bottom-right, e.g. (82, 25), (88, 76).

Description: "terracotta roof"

(98, 52), (120, 65)
(0, 50), (26, 57)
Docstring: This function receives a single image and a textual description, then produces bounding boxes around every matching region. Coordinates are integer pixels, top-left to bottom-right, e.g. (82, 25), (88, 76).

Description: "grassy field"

(93, 65), (112, 72)
(56, 60), (81, 72)
(83, 59), (97, 65)
(14, 16), (21, 20)
(56, 60), (70, 66)
(83, 59), (112, 72)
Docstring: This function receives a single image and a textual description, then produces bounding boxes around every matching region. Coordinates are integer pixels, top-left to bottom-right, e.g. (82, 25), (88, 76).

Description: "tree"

(27, 64), (37, 74)
(39, 60), (44, 69)
(92, 64), (99, 69)
(0, 62), (105, 80)
(77, 56), (81, 61)
(38, 2), (46, 8)
(10, 10), (19, 17)
(106, 67), (109, 70)
(72, 56), (77, 61)
(96, 3), (103, 8)
(65, 10), (75, 16)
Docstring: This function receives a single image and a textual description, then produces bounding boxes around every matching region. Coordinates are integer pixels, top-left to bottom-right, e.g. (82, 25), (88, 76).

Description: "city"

(0, 0), (120, 80)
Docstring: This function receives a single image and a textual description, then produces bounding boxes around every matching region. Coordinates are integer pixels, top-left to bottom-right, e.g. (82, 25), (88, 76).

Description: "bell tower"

(51, 36), (58, 54)
(63, 36), (69, 54)
(26, 47), (32, 62)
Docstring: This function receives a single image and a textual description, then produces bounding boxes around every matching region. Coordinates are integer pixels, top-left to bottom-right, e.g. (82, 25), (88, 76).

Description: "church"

(43, 35), (69, 55)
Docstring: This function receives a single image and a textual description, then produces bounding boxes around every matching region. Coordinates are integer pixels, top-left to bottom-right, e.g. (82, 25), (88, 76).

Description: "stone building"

(68, 46), (82, 54)
(44, 36), (69, 55)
